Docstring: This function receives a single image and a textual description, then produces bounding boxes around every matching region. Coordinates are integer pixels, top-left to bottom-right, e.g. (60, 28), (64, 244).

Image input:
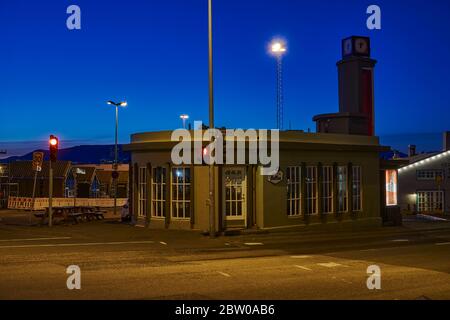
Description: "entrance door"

(223, 167), (247, 227)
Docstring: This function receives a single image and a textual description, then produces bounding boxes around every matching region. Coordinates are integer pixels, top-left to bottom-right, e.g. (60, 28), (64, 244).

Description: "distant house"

(398, 132), (450, 215)
(8, 161), (73, 198)
(96, 169), (129, 198)
(72, 167), (100, 198)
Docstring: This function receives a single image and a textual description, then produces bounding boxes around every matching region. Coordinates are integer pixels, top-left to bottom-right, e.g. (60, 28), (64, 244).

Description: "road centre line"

(217, 271), (232, 277)
(244, 242), (264, 246)
(295, 265), (312, 271)
(317, 262), (346, 268)
(0, 240), (155, 249)
(0, 237), (72, 242)
(436, 242), (450, 246)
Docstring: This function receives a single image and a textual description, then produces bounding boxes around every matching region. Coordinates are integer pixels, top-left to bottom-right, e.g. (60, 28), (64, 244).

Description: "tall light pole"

(180, 114), (189, 129)
(270, 40), (287, 130)
(208, 0), (216, 237)
(107, 100), (127, 216)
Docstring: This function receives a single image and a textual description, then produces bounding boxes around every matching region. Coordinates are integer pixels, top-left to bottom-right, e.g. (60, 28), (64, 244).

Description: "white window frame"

(171, 167), (191, 220)
(151, 167), (166, 218)
(337, 166), (348, 213)
(138, 167), (147, 217)
(352, 166), (362, 212)
(306, 166), (318, 215)
(286, 166), (301, 216)
(417, 190), (444, 213)
(321, 166), (333, 214)
(416, 170), (444, 181)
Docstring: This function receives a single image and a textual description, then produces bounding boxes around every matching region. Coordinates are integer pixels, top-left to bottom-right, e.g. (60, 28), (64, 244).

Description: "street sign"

(32, 152), (44, 172)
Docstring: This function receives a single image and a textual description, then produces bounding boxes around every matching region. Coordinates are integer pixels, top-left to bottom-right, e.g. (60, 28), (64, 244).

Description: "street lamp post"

(270, 40), (287, 130)
(107, 100), (127, 216)
(180, 114), (189, 129)
(208, 0), (216, 237)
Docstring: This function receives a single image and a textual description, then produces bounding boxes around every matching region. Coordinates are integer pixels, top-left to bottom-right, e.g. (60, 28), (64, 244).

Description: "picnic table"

(34, 206), (106, 225)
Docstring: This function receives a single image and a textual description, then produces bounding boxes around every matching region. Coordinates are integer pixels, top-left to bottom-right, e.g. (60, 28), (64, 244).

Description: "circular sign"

(268, 169), (284, 185)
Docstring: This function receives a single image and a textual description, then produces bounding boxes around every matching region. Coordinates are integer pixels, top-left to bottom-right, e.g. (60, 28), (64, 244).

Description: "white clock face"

(355, 38), (369, 55)
(343, 39), (353, 56)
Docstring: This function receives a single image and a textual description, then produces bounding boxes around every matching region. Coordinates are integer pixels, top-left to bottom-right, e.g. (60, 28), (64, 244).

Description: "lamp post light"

(107, 100), (127, 216)
(180, 114), (189, 129)
(269, 39), (287, 130)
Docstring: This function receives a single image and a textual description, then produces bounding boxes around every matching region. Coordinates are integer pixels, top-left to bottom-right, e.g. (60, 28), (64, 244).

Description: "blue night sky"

(0, 0), (449, 155)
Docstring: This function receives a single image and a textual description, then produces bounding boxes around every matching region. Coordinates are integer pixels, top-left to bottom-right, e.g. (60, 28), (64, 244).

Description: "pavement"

(0, 209), (449, 300)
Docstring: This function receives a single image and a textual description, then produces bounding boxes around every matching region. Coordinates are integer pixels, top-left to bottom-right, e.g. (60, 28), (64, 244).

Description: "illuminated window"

(386, 170), (398, 206)
(138, 167), (147, 217)
(306, 166), (317, 215)
(337, 166), (348, 212)
(416, 170), (443, 181)
(171, 167), (191, 219)
(321, 166), (333, 214)
(352, 166), (362, 211)
(151, 167), (166, 218)
(417, 191), (444, 213)
(286, 166), (301, 216)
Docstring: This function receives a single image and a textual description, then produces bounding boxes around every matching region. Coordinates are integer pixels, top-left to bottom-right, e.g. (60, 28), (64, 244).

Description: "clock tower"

(314, 36), (377, 136)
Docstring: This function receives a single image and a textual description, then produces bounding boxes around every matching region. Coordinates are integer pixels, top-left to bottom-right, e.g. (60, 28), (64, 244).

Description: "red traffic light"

(49, 138), (58, 146)
(49, 135), (59, 162)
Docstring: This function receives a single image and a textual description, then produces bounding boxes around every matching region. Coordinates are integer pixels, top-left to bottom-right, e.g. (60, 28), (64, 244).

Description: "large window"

(416, 170), (444, 181)
(417, 191), (444, 212)
(306, 166), (317, 215)
(286, 166), (301, 216)
(352, 166), (362, 211)
(138, 167), (147, 217)
(337, 166), (348, 213)
(321, 166), (333, 214)
(152, 167), (166, 218)
(171, 167), (191, 219)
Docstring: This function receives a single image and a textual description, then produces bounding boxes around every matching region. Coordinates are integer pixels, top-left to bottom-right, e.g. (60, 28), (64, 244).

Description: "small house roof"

(9, 161), (72, 179)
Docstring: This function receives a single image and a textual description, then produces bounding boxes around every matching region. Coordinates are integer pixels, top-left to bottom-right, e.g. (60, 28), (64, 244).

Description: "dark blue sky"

(1, 0), (449, 152)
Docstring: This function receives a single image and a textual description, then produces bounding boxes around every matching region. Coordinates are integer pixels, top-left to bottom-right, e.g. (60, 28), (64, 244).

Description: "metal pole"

(208, 0), (216, 237)
(114, 105), (118, 216)
(31, 170), (38, 225)
(49, 162), (53, 227)
(276, 55), (283, 130)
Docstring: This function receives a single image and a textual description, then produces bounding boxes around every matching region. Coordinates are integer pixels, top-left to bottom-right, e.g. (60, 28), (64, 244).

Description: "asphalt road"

(0, 220), (449, 300)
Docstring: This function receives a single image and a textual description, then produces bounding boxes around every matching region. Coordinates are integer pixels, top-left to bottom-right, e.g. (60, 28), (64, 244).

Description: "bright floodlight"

(107, 100), (127, 107)
(271, 40), (287, 55)
(180, 114), (189, 120)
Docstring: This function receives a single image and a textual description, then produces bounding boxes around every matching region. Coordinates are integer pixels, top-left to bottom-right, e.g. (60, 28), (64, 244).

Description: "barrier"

(7, 197), (127, 210)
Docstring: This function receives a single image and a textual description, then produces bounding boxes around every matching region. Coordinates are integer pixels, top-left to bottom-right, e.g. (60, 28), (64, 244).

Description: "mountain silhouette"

(0, 145), (130, 164)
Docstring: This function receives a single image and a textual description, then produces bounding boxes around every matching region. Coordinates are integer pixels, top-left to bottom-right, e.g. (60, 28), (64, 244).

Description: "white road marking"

(244, 242), (264, 246)
(159, 241), (167, 245)
(291, 255), (311, 259)
(317, 262), (346, 268)
(436, 242), (450, 246)
(0, 240), (155, 249)
(0, 237), (71, 242)
(295, 265), (312, 271)
(217, 271), (231, 278)
(391, 239), (410, 242)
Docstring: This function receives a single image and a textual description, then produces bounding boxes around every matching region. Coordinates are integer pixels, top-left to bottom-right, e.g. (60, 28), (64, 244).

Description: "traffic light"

(49, 135), (59, 163)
